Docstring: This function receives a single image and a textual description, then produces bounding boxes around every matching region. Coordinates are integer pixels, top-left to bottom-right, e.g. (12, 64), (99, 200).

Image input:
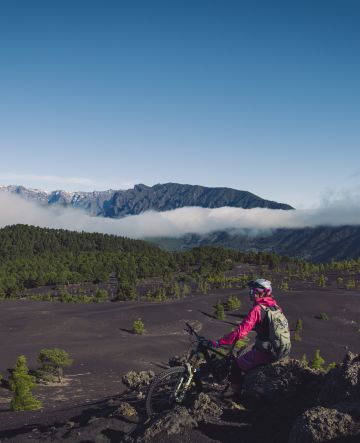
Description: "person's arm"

(216, 305), (262, 346)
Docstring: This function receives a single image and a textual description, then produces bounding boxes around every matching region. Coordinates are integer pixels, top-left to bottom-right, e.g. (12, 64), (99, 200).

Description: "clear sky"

(0, 0), (359, 208)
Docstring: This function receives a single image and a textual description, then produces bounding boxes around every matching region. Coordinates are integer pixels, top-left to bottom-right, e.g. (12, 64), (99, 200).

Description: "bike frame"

(146, 322), (245, 415)
(184, 322), (237, 385)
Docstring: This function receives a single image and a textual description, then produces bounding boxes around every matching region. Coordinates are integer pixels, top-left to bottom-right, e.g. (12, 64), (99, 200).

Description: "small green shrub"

(172, 282), (181, 299)
(336, 277), (344, 288)
(295, 318), (303, 332)
(326, 362), (336, 373)
(301, 354), (308, 366)
(214, 301), (226, 320)
(226, 296), (241, 311)
(315, 313), (329, 321)
(278, 280), (289, 291)
(294, 318), (303, 341)
(294, 331), (302, 342)
(182, 283), (190, 297)
(318, 274), (326, 287)
(197, 280), (209, 294)
(310, 349), (325, 370)
(133, 318), (146, 335)
(346, 279), (356, 290)
(94, 288), (108, 303)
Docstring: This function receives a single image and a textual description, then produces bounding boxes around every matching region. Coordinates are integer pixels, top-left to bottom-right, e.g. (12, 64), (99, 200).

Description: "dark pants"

(230, 359), (244, 385)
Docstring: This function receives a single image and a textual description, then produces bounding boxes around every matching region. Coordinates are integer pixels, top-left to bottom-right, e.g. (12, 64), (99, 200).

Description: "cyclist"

(211, 278), (291, 390)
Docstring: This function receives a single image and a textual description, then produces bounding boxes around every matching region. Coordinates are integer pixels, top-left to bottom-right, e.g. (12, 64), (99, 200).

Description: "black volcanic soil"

(0, 285), (359, 435)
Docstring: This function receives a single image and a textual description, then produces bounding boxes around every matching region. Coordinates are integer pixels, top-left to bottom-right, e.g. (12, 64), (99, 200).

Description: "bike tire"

(145, 366), (187, 417)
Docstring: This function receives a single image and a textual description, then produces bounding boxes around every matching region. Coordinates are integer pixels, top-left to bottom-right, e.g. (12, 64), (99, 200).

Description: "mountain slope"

(0, 183), (294, 217)
(149, 225), (360, 262)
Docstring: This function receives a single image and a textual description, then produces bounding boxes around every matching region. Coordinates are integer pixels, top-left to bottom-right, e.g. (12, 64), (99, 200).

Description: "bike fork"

(174, 363), (194, 403)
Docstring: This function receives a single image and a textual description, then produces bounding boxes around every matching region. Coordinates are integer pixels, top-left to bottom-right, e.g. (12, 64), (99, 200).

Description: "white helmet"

(248, 279), (272, 298)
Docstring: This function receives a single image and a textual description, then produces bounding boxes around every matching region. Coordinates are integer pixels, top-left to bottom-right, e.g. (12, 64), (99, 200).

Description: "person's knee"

(230, 361), (244, 385)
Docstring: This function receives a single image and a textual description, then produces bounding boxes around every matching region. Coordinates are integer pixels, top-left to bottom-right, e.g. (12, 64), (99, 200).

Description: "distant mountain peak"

(0, 182), (294, 217)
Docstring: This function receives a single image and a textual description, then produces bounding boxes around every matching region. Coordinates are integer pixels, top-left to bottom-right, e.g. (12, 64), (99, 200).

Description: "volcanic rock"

(122, 370), (155, 390)
(288, 406), (360, 443)
(112, 402), (138, 419)
(141, 406), (197, 441)
(168, 354), (188, 367)
(241, 358), (324, 408)
(320, 352), (360, 405)
(192, 392), (223, 422)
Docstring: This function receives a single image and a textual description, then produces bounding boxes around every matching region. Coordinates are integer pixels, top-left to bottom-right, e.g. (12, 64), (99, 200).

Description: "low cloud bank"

(0, 192), (360, 239)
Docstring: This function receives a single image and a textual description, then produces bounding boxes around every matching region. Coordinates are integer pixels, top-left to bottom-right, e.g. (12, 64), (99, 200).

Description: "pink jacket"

(217, 297), (278, 346)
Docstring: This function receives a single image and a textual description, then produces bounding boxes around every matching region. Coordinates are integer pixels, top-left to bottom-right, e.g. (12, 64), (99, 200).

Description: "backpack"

(260, 305), (291, 360)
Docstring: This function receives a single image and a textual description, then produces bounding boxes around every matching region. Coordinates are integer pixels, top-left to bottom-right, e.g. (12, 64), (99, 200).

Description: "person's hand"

(198, 337), (213, 347)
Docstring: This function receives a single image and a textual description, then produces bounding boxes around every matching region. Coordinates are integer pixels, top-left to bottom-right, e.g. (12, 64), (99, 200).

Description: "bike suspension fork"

(174, 363), (195, 402)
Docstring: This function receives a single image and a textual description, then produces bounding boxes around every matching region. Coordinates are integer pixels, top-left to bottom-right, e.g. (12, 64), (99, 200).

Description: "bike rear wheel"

(145, 366), (187, 417)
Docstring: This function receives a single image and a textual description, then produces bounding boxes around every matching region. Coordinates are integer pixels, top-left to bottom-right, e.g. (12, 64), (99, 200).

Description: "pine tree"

(294, 318), (303, 341)
(310, 349), (325, 370)
(94, 288), (108, 302)
(346, 278), (356, 290)
(301, 354), (308, 366)
(279, 280), (289, 291)
(9, 356), (42, 411)
(182, 283), (190, 297)
(133, 318), (146, 335)
(37, 348), (73, 383)
(294, 331), (302, 342)
(227, 295), (241, 311)
(214, 301), (226, 320)
(318, 274), (326, 287)
(336, 277), (344, 288)
(173, 282), (181, 299)
(197, 279), (209, 294)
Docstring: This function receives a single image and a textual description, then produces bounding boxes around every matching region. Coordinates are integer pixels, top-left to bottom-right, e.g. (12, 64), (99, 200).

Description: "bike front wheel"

(145, 366), (188, 417)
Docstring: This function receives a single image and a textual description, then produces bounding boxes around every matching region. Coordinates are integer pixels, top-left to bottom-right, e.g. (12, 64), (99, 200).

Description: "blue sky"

(0, 0), (359, 208)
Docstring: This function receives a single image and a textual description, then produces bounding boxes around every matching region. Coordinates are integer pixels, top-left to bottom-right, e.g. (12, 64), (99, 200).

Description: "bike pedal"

(230, 401), (246, 411)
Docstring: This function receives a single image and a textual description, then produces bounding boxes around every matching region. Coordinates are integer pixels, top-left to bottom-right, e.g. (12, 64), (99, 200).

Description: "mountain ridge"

(0, 183), (294, 217)
(148, 225), (360, 263)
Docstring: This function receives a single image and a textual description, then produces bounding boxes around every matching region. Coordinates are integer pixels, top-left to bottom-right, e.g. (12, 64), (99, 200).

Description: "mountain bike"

(145, 321), (243, 417)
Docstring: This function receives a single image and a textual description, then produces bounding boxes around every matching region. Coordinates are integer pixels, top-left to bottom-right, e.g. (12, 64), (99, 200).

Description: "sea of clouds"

(0, 191), (360, 239)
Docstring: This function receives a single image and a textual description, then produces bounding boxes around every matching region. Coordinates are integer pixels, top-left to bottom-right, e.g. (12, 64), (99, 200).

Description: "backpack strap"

(258, 304), (269, 320)
(259, 304), (277, 312)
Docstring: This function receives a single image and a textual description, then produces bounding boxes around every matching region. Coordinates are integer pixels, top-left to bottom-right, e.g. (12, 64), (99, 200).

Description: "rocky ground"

(1, 352), (360, 442)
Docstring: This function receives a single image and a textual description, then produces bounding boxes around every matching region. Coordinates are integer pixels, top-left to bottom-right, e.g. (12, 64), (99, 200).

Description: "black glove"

(199, 337), (218, 348)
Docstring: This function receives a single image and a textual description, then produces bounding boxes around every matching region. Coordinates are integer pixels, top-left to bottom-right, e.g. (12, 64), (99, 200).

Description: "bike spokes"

(146, 367), (187, 415)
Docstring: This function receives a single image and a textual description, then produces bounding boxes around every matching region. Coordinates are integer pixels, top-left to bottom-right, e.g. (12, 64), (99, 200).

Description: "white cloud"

(0, 191), (360, 239)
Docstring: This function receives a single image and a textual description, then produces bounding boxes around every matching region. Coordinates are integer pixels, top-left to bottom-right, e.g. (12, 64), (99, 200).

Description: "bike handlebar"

(184, 321), (240, 357)
(184, 322), (208, 343)
(184, 322), (201, 339)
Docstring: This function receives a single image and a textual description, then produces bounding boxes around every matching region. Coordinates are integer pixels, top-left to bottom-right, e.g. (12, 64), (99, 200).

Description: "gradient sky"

(0, 0), (359, 208)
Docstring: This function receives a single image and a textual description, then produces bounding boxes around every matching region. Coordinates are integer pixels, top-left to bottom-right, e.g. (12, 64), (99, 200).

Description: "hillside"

(0, 224), (172, 299)
(0, 224), (300, 300)
(0, 183), (294, 217)
(149, 225), (360, 263)
(2, 224), (360, 302)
